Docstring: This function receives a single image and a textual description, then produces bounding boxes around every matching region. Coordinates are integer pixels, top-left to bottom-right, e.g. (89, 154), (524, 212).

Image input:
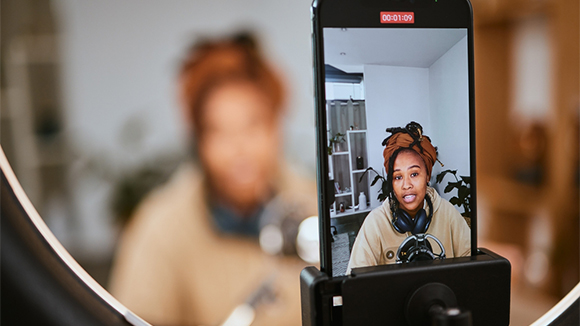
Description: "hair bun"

(405, 121), (423, 141)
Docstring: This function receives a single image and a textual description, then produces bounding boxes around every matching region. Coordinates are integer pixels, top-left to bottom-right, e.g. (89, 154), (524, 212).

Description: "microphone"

(396, 233), (446, 263)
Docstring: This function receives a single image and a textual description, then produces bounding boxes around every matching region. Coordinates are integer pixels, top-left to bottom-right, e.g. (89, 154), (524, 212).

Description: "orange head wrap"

(178, 32), (285, 137)
(382, 121), (438, 180)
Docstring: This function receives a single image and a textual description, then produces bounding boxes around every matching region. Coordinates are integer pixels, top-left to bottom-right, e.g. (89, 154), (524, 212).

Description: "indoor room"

(1, 0), (577, 325)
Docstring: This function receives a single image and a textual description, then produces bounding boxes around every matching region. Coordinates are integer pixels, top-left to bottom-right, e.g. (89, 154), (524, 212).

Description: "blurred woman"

(109, 32), (317, 326)
(347, 122), (470, 273)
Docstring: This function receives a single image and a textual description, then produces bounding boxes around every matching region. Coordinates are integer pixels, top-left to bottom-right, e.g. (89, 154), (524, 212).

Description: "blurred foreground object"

(109, 32), (317, 326)
(1, 148), (148, 326)
(472, 0), (578, 324)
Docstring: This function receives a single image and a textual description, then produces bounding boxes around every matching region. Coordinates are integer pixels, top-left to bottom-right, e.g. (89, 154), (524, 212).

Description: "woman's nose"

(402, 176), (412, 189)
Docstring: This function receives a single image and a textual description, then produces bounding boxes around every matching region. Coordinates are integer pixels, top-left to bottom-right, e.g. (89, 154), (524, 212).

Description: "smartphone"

(312, 0), (476, 277)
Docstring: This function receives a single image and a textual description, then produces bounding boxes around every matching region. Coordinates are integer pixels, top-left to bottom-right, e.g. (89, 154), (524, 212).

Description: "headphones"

(391, 194), (433, 235)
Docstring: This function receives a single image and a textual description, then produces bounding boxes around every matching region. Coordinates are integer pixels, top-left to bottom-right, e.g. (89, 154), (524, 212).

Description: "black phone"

(312, 0), (477, 277)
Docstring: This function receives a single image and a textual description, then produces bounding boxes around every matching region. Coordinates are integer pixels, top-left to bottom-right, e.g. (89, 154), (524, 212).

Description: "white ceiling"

(324, 28), (466, 73)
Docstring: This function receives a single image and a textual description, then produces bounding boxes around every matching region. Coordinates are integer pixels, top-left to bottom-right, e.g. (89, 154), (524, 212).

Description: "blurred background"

(0, 0), (577, 325)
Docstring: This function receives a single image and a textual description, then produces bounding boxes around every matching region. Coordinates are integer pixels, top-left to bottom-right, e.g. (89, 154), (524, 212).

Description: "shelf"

(327, 101), (371, 221)
(346, 130), (367, 134)
(330, 207), (372, 218)
(331, 208), (354, 217)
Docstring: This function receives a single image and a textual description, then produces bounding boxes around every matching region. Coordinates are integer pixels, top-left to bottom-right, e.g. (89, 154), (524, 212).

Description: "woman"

(347, 122), (470, 273)
(109, 33), (317, 325)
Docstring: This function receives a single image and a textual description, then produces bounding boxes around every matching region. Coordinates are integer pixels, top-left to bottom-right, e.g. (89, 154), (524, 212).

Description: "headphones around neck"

(391, 194), (434, 235)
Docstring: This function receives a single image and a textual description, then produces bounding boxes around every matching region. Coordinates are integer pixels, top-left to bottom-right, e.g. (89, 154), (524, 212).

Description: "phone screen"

(313, 1), (476, 277)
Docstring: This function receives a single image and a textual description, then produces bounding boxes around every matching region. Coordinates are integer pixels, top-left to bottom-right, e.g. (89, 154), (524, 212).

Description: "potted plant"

(327, 132), (346, 155)
(358, 167), (389, 202)
(435, 169), (471, 227)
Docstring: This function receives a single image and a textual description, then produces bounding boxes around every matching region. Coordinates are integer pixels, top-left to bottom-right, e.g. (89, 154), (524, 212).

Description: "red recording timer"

(380, 12), (415, 24)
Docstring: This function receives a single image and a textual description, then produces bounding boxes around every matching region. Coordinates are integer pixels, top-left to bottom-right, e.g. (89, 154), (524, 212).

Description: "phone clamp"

(300, 248), (510, 326)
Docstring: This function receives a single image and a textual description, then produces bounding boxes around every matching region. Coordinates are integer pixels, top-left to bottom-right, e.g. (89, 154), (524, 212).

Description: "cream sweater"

(347, 187), (471, 274)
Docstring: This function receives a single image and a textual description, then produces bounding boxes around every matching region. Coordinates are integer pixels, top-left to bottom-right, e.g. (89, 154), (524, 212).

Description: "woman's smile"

(402, 193), (417, 203)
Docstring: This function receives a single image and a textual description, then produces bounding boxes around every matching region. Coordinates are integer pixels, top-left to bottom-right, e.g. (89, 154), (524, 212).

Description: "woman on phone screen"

(347, 122), (470, 274)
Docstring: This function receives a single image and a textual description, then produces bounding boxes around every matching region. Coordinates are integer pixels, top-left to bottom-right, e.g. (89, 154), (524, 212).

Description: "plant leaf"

(435, 170), (449, 183)
(382, 180), (389, 194)
(449, 196), (461, 206)
(444, 181), (462, 193)
(458, 187), (469, 201)
(370, 175), (382, 186)
(436, 169), (457, 184)
(358, 167), (372, 182)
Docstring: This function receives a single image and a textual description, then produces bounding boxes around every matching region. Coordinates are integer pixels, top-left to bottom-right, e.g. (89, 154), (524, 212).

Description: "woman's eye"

(394, 175), (402, 180)
(411, 172), (419, 177)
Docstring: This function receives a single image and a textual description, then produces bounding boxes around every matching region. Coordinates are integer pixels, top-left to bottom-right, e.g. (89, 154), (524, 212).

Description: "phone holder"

(300, 248), (511, 326)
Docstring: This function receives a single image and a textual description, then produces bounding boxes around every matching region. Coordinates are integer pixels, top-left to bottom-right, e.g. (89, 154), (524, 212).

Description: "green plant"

(358, 167), (389, 202)
(327, 132), (346, 155)
(435, 169), (471, 226)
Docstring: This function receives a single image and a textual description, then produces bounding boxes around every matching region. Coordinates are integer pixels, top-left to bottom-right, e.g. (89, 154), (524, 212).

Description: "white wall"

(54, 0), (315, 169)
(325, 82), (365, 100)
(361, 35), (470, 208)
(364, 65), (431, 208)
(429, 36), (470, 199)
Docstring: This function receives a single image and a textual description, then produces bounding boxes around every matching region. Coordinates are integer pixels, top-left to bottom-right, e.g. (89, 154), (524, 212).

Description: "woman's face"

(197, 81), (280, 213)
(392, 150), (428, 218)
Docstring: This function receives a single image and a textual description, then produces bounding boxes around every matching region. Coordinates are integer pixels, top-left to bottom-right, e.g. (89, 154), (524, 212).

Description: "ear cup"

(392, 207), (432, 234)
(412, 208), (428, 235)
(393, 209), (414, 233)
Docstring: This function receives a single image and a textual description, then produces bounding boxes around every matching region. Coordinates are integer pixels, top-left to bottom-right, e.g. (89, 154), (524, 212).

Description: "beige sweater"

(347, 187), (471, 274)
(109, 163), (317, 326)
